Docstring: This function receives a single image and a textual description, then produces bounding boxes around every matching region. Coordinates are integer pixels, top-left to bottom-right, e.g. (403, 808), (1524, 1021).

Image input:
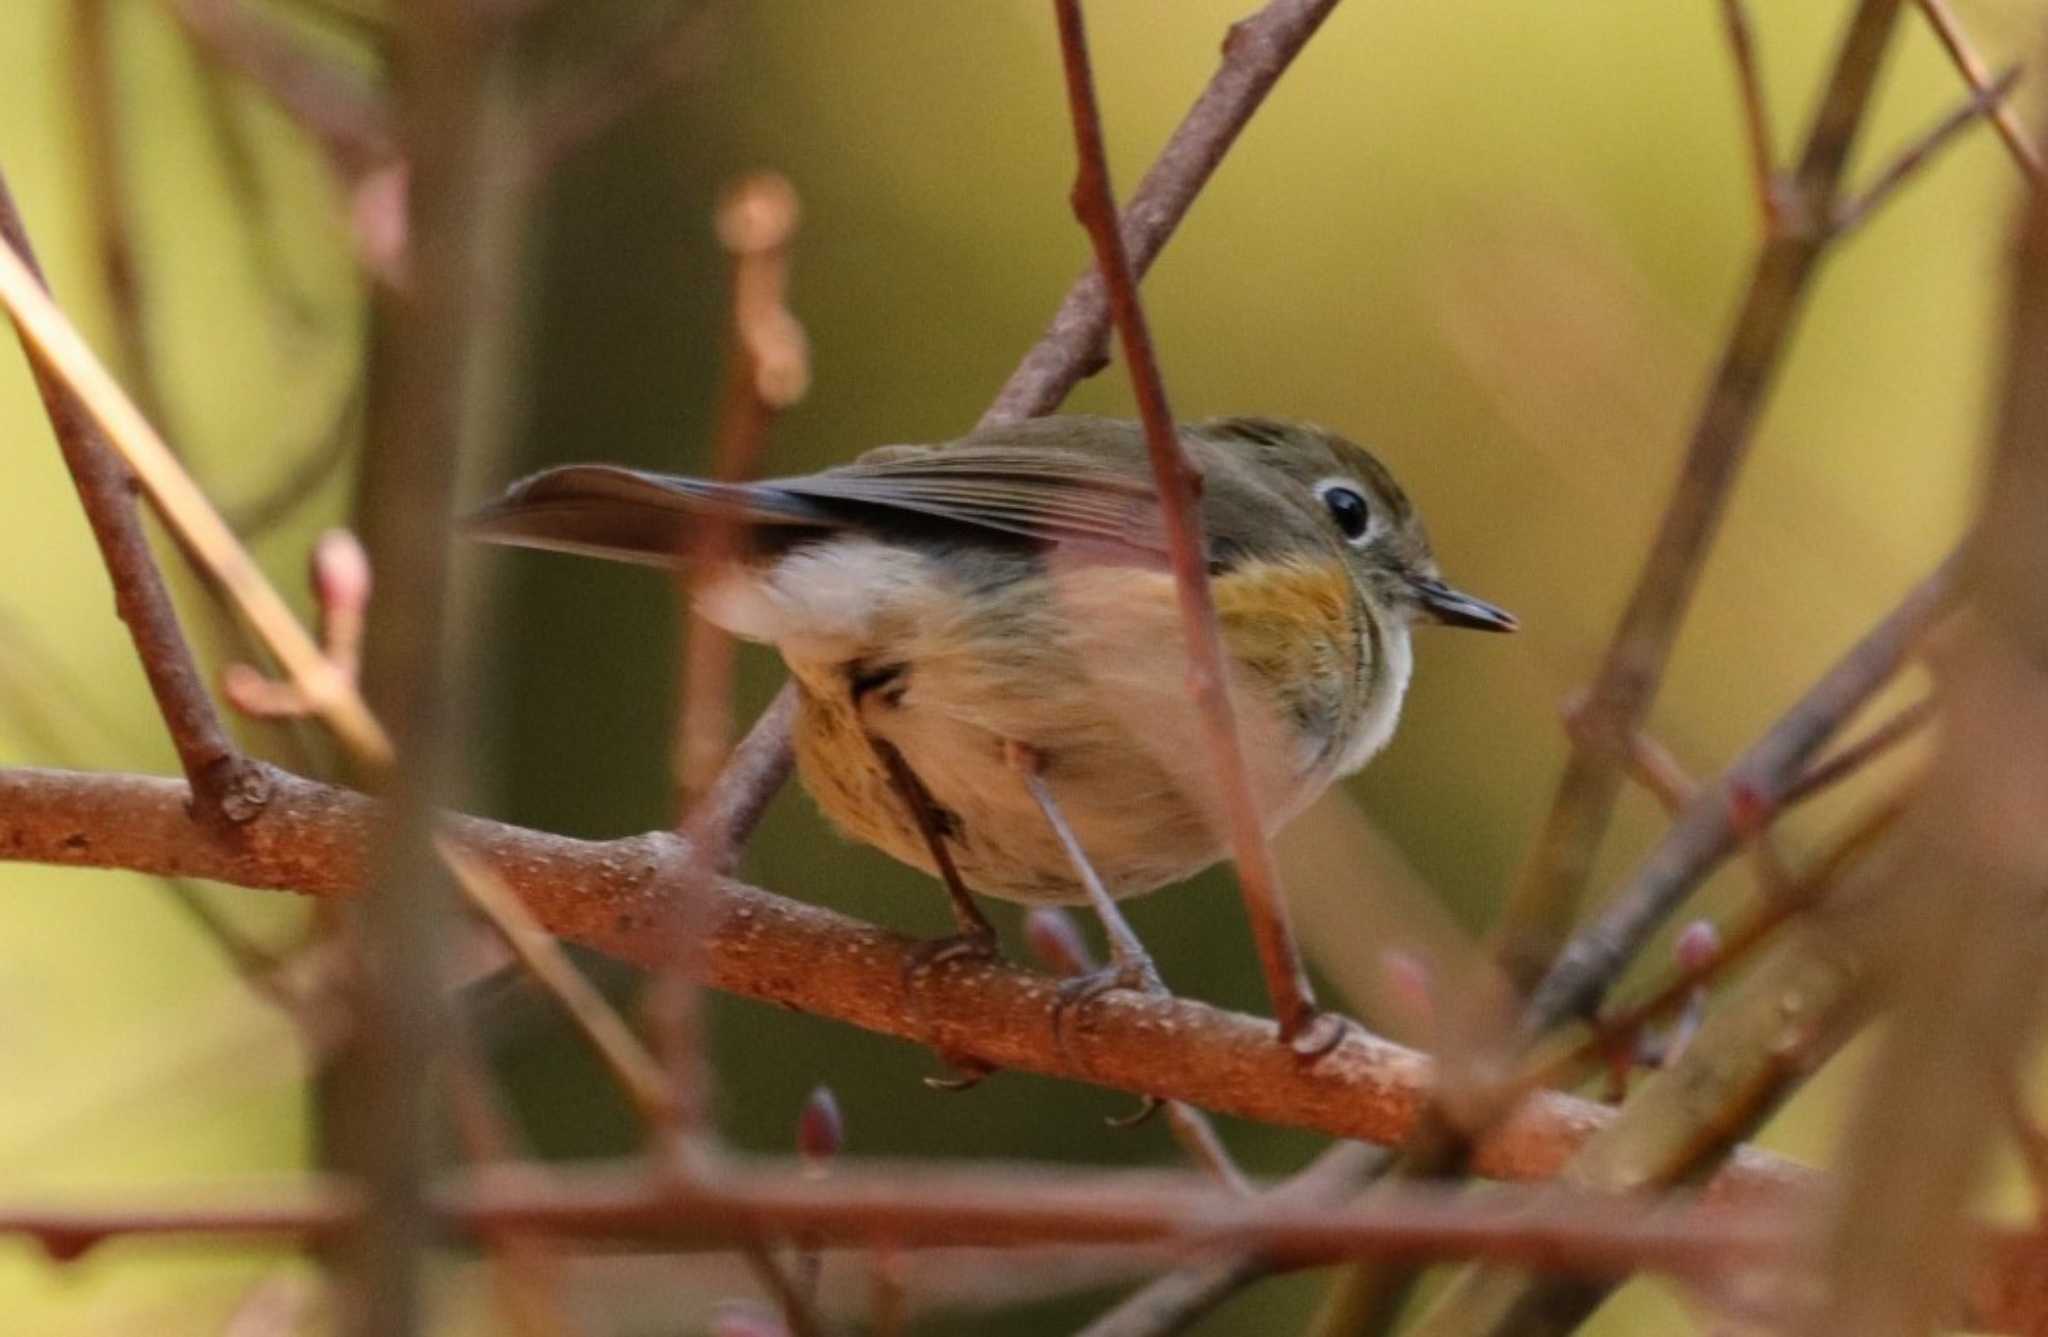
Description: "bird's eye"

(1317, 482), (1372, 544)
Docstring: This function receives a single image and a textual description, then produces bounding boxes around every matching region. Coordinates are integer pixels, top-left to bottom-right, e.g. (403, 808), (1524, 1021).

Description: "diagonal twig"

(157, 0), (396, 184)
(1717, 0), (1779, 229)
(0, 214), (390, 761)
(1048, 0), (1320, 1044)
(520, 0), (717, 185)
(0, 175), (269, 828)
(1832, 64), (2022, 236)
(1915, 0), (2046, 181)
(69, 0), (175, 439)
(1076, 1142), (1385, 1337)
(984, 0), (1345, 426)
(1519, 554), (1953, 1036)
(1777, 692), (1934, 806)
(1493, 0), (1909, 994)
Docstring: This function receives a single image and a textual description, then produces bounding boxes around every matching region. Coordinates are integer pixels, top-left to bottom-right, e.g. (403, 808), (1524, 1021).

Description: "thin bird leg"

(870, 736), (999, 960)
(1006, 740), (1164, 1006)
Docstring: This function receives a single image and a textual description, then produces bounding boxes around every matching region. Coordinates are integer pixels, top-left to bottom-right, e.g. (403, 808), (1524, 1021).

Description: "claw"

(922, 1053), (995, 1093)
(1050, 951), (1163, 1052)
(1105, 1094), (1163, 1129)
(1286, 1010), (1352, 1061)
(903, 926), (1001, 981)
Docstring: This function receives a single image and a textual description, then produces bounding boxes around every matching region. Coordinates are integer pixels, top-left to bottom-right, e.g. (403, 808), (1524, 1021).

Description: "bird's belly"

(790, 671), (1240, 904)
(780, 560), (1352, 904)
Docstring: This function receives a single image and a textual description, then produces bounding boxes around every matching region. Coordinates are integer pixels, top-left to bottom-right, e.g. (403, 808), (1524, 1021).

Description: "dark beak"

(1411, 576), (1517, 633)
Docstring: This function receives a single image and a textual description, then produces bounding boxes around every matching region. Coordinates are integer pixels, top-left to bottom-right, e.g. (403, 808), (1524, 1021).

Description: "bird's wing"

(771, 443), (1166, 553)
(467, 434), (1183, 565)
(463, 465), (833, 566)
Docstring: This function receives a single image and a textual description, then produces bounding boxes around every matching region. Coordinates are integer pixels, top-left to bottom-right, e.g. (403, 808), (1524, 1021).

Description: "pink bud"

(1726, 781), (1773, 836)
(351, 163), (410, 287)
(1380, 949), (1436, 1032)
(1674, 919), (1722, 973)
(37, 1228), (99, 1263)
(796, 1084), (843, 1167)
(1024, 908), (1094, 978)
(311, 529), (372, 617)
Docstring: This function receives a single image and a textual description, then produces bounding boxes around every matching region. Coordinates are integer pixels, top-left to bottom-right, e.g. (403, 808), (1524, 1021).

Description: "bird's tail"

(464, 464), (836, 567)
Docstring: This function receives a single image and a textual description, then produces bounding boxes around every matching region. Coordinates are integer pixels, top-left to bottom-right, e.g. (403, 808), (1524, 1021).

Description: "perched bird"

(469, 414), (1513, 946)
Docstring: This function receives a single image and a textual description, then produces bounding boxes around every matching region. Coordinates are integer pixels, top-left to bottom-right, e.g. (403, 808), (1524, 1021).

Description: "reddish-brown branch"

(1495, 0), (1908, 994)
(0, 177), (267, 830)
(984, 0), (1345, 425)
(1049, 0), (1318, 1044)
(0, 761), (1800, 1191)
(0, 1156), (2042, 1328)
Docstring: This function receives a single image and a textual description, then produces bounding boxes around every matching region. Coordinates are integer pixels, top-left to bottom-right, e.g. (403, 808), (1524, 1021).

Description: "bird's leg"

(1005, 741), (1163, 1011)
(869, 736), (999, 965)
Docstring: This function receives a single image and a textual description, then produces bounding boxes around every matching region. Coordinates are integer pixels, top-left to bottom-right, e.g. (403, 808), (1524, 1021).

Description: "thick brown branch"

(1050, 0), (1318, 1043)
(0, 761), (1801, 1193)
(0, 177), (265, 830)
(1, 1157), (2042, 1329)
(984, 0), (1343, 425)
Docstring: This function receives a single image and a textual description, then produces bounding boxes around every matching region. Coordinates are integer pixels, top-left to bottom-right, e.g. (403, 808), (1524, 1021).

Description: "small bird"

(470, 414), (1512, 948)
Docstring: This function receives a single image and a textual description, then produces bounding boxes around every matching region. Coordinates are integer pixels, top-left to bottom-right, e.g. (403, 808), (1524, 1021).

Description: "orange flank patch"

(1212, 557), (1359, 689)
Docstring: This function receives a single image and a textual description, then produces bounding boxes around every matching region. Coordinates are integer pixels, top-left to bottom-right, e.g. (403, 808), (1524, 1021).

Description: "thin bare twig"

(1049, 0), (1320, 1045)
(686, 684), (800, 871)
(985, 0), (1345, 424)
(1717, 0), (1780, 228)
(676, 173), (807, 804)
(1832, 64), (2022, 236)
(1527, 791), (1910, 1094)
(1817, 85), (2048, 1332)
(0, 225), (391, 760)
(1494, 0), (1909, 995)
(520, 0), (717, 184)
(224, 385), (364, 539)
(1915, 0), (2046, 181)
(1077, 1143), (1385, 1337)
(1777, 693), (1934, 807)
(442, 1011), (578, 1337)
(1520, 554), (1952, 1036)
(157, 0), (397, 183)
(69, 0), (175, 437)
(439, 838), (673, 1124)
(0, 176), (269, 827)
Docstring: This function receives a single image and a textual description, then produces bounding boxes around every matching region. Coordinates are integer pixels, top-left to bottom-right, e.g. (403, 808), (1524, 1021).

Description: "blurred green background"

(0, 0), (2028, 1331)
